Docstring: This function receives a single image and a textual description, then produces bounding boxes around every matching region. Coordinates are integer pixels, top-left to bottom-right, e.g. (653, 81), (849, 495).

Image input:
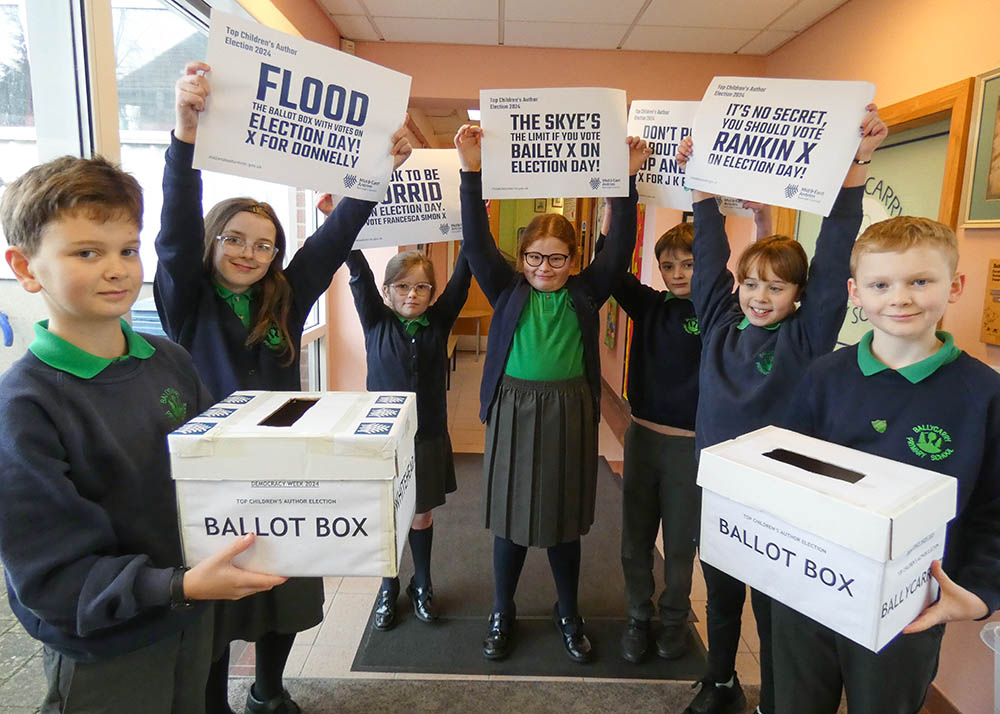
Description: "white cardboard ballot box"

(698, 426), (957, 652)
(168, 391), (417, 577)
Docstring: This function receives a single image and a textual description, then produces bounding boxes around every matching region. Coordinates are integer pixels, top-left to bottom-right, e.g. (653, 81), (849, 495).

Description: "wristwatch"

(169, 567), (193, 610)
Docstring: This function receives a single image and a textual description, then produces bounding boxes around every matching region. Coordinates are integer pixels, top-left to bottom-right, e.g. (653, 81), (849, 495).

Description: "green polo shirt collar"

(857, 330), (961, 383)
(397, 313), (430, 336)
(663, 291), (677, 303)
(737, 316), (783, 331)
(29, 319), (155, 379)
(214, 282), (255, 328)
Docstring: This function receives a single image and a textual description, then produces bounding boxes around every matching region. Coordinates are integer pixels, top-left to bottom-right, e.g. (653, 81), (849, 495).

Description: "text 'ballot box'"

(169, 391), (416, 577)
(698, 426), (956, 652)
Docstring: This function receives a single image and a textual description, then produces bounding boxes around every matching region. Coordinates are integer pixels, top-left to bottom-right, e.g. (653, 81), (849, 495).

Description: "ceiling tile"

(364, 0), (498, 20)
(318, 0), (367, 15)
(504, 20), (629, 49)
(330, 14), (380, 41)
(376, 17), (498, 45)
(623, 25), (758, 53)
(737, 29), (798, 54)
(639, 0), (798, 30)
(770, 0), (848, 31)
(505, 0), (648, 23)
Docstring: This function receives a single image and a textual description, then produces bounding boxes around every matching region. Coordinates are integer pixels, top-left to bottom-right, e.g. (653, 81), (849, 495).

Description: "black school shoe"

(406, 579), (439, 622)
(620, 617), (651, 663)
(245, 685), (301, 714)
(553, 604), (593, 663)
(482, 607), (516, 660)
(682, 675), (747, 714)
(373, 580), (399, 631)
(656, 623), (691, 660)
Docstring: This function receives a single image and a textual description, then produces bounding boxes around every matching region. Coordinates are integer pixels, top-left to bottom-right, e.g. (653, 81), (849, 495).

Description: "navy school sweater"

(154, 135), (377, 400)
(347, 248), (471, 440)
(595, 233), (701, 430)
(783, 333), (1000, 615)
(692, 186), (863, 452)
(459, 171), (638, 423)
(0, 333), (213, 660)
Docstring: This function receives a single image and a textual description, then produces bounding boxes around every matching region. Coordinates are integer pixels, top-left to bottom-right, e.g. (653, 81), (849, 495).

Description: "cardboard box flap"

(697, 426), (956, 562)
(169, 391), (416, 480)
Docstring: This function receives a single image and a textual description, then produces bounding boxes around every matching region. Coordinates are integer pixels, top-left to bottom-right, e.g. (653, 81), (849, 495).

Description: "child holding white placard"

(674, 104), (886, 714)
(156, 61), (411, 714)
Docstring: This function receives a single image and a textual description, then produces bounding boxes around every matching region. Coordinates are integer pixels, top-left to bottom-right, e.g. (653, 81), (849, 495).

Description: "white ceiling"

(318, 0), (849, 55)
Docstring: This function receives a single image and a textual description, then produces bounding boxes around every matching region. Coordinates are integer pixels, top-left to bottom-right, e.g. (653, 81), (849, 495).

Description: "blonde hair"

(851, 216), (958, 276)
(736, 235), (808, 288)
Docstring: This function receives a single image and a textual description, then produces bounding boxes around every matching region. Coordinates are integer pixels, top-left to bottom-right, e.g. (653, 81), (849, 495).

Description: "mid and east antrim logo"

(755, 350), (774, 375)
(589, 177), (601, 190)
(356, 422), (392, 435)
(907, 424), (953, 461)
(683, 317), (700, 335)
(343, 174), (358, 189)
(375, 395), (407, 405)
(784, 184), (800, 199)
(160, 387), (188, 425)
(439, 223), (451, 235)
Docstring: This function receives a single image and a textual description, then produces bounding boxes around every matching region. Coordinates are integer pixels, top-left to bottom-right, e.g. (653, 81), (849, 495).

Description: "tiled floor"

(229, 350), (762, 686)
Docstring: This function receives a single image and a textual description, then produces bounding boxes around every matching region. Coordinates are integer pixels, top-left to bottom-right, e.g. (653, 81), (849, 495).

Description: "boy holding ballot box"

(0, 157), (285, 714)
(771, 217), (1000, 714)
(675, 104), (886, 714)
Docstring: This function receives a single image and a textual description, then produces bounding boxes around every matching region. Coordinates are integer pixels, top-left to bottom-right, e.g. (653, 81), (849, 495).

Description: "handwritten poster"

(353, 149), (462, 248)
(628, 100), (697, 209)
(193, 10), (411, 200)
(685, 77), (875, 216)
(480, 87), (628, 199)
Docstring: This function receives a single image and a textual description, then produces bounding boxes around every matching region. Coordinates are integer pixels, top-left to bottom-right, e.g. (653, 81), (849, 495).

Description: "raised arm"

(594, 227), (658, 319)
(431, 247), (472, 326)
(153, 62), (213, 339)
(455, 124), (516, 305)
(345, 249), (385, 331)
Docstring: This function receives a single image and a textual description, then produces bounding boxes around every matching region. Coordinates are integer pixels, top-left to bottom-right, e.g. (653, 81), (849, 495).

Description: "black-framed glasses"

(523, 251), (569, 268)
(215, 235), (277, 262)
(388, 282), (433, 296)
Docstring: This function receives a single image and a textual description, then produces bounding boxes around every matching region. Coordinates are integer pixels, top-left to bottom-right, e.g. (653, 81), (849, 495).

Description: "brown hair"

(383, 250), (437, 299)
(517, 213), (577, 263)
(851, 216), (958, 276)
(736, 235), (808, 288)
(1, 155), (142, 256)
(655, 223), (694, 261)
(203, 198), (294, 365)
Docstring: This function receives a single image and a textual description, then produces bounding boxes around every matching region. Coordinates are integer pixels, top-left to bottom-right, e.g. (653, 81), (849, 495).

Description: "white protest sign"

(353, 149), (462, 248)
(628, 100), (697, 209)
(480, 88), (628, 199)
(716, 196), (752, 217)
(685, 77), (875, 216)
(193, 10), (411, 200)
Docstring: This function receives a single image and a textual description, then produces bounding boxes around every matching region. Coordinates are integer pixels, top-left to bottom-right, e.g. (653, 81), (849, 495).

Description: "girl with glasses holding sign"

(320, 191), (471, 634)
(155, 61), (411, 714)
(454, 123), (649, 664)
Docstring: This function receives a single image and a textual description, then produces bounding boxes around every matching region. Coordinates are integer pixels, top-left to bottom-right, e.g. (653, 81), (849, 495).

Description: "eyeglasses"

(388, 282), (433, 296)
(215, 235), (277, 262)
(522, 251), (569, 269)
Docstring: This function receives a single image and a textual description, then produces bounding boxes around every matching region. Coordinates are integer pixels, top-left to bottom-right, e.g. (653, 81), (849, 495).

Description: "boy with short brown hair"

(773, 215), (1000, 714)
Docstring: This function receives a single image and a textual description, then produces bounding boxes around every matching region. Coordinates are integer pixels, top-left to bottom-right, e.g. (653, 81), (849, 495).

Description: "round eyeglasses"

(388, 282), (433, 296)
(215, 235), (277, 262)
(522, 251), (569, 269)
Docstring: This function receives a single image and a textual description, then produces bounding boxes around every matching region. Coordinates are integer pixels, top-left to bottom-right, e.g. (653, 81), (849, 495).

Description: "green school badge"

(755, 350), (774, 375)
(265, 323), (285, 351)
(906, 424), (953, 461)
(683, 317), (700, 335)
(871, 419), (887, 434)
(160, 387), (189, 425)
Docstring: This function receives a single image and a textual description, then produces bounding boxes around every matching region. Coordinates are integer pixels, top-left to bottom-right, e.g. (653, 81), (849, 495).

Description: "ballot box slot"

(762, 448), (865, 484)
(258, 398), (319, 427)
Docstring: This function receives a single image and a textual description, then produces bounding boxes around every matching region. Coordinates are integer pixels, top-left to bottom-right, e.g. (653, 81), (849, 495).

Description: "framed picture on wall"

(533, 198), (545, 212)
(961, 67), (1000, 227)
(551, 197), (564, 208)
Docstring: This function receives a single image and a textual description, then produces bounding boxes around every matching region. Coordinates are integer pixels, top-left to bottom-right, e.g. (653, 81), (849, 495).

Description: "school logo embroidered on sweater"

(755, 350), (774, 375)
(265, 324), (286, 351)
(683, 317), (700, 335)
(160, 387), (189, 425)
(871, 419), (887, 434)
(907, 424), (953, 461)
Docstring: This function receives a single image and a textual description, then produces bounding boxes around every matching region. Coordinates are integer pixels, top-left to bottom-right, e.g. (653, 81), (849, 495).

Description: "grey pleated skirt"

(414, 431), (458, 513)
(212, 577), (324, 658)
(482, 374), (597, 548)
